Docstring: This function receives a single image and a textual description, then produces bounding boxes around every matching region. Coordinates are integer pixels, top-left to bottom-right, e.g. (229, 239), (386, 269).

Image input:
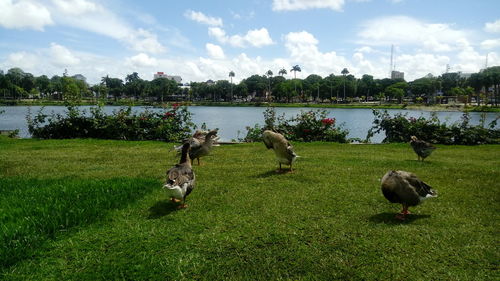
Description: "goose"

(189, 129), (218, 165)
(164, 142), (195, 209)
(381, 170), (437, 220)
(173, 130), (220, 151)
(410, 135), (436, 161)
(262, 130), (298, 172)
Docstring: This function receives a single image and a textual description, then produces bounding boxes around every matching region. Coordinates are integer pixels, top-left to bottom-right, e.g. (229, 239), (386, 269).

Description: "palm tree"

(279, 68), (287, 77)
(290, 65), (301, 79)
(290, 65), (301, 95)
(341, 68), (349, 102)
(266, 70), (273, 100)
(229, 71), (235, 101)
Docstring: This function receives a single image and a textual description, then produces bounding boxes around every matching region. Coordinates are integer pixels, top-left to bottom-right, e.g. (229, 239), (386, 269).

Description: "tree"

(101, 76), (124, 101)
(151, 77), (178, 103)
(125, 72), (144, 100)
(35, 75), (50, 98)
(304, 74), (322, 101)
(410, 77), (439, 104)
(229, 71), (235, 101)
(278, 68), (287, 77)
(341, 68), (349, 102)
(385, 86), (405, 103)
(290, 65), (301, 79)
(290, 65), (301, 95)
(265, 70), (273, 100)
(359, 74), (375, 101)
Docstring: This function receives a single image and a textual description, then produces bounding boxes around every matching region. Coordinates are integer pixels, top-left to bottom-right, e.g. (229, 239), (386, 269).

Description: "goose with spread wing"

(189, 129), (218, 165)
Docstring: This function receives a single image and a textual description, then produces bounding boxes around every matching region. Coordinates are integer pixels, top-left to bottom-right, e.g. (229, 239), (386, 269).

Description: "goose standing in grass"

(381, 170), (437, 220)
(173, 130), (220, 151)
(189, 129), (218, 165)
(410, 135), (436, 161)
(262, 130), (298, 172)
(164, 142), (195, 209)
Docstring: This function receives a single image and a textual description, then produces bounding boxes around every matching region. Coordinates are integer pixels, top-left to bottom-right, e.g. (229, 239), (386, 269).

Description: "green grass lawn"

(0, 136), (499, 280)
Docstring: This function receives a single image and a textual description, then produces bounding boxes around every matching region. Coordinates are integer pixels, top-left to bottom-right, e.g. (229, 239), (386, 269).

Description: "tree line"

(1, 66), (499, 106)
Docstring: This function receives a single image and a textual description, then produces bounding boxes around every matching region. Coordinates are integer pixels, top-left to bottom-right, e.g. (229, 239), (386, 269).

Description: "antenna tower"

(390, 44), (394, 76)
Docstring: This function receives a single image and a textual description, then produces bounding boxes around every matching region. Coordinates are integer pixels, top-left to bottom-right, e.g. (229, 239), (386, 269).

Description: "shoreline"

(1, 99), (499, 112)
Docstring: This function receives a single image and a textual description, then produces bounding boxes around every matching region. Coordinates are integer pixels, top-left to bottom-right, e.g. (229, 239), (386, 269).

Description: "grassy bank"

(0, 137), (499, 280)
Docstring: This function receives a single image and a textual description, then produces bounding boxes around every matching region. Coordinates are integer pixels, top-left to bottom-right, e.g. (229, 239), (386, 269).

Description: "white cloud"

(283, 31), (351, 77)
(206, 43), (225, 59)
(0, 0), (53, 30)
(125, 53), (158, 67)
(358, 16), (469, 52)
(52, 0), (99, 16)
(125, 29), (166, 54)
(49, 43), (80, 66)
(481, 39), (500, 50)
(184, 10), (223, 26)
(355, 46), (375, 53)
(484, 19), (500, 33)
(272, 0), (345, 11)
(208, 27), (274, 48)
(51, 0), (166, 54)
(4, 51), (40, 70)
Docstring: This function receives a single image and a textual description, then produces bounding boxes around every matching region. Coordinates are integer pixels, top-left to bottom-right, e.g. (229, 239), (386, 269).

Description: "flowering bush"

(242, 107), (349, 142)
(367, 109), (500, 145)
(27, 104), (195, 142)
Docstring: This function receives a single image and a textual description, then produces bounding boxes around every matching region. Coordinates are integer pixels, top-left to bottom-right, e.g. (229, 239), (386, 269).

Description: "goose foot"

(177, 204), (188, 209)
(170, 198), (181, 203)
(395, 214), (406, 220)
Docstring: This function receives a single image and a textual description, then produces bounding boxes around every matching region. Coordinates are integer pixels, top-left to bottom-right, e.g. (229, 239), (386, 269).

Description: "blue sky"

(1, 0), (499, 84)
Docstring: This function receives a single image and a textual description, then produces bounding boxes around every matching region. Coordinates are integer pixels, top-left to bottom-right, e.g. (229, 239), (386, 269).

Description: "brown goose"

(381, 170), (437, 220)
(164, 142), (195, 209)
(189, 129), (218, 165)
(410, 135), (436, 161)
(262, 130), (298, 172)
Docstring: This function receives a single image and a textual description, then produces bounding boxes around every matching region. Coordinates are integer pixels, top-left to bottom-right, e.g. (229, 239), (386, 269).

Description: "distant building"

(72, 74), (87, 82)
(154, 72), (182, 84)
(391, 70), (404, 80)
(424, 73), (435, 79)
(206, 79), (215, 86)
(457, 71), (472, 79)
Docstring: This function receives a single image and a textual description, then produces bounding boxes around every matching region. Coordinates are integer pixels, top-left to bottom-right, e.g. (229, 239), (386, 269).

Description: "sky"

(0, 0), (499, 85)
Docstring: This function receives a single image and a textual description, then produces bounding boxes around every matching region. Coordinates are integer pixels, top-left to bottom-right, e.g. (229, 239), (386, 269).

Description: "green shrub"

(26, 103), (195, 142)
(242, 107), (349, 142)
(367, 109), (500, 144)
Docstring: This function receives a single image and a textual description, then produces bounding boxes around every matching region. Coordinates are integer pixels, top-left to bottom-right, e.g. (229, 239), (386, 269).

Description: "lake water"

(1, 105), (498, 143)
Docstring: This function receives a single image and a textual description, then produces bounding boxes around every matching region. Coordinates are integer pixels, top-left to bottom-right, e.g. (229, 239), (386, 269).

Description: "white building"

(391, 70), (404, 80)
(154, 72), (182, 84)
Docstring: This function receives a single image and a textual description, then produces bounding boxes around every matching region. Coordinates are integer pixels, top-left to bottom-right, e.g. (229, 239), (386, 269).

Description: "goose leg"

(396, 204), (410, 220)
(178, 197), (188, 209)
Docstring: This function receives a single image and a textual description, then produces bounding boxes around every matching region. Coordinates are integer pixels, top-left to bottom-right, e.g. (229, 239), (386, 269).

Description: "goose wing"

(403, 172), (436, 197)
(262, 131), (274, 149)
(167, 164), (195, 187)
